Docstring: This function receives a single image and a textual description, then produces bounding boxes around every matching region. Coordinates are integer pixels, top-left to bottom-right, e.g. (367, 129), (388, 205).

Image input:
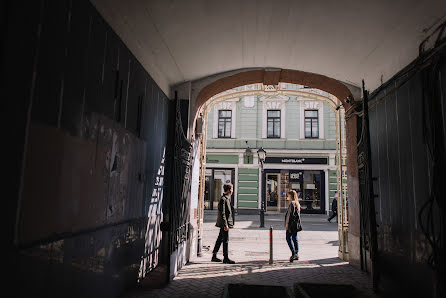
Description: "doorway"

(204, 168), (235, 210)
(266, 173), (281, 212)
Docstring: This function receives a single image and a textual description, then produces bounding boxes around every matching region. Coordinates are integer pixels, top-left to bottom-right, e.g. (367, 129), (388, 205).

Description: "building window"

(267, 110), (281, 138)
(305, 110), (319, 138)
(218, 110), (232, 138)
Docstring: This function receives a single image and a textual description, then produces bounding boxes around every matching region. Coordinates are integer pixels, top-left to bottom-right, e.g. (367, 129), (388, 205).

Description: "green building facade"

(205, 86), (346, 214)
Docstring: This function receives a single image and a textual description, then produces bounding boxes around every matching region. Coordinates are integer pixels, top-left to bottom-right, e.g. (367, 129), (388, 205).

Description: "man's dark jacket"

(215, 194), (234, 228)
(332, 198), (338, 212)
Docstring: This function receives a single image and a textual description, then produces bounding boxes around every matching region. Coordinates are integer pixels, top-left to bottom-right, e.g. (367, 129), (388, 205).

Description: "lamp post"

(257, 147), (266, 228)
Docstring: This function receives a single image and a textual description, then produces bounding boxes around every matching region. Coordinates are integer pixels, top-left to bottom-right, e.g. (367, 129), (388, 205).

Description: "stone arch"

(194, 69), (354, 121)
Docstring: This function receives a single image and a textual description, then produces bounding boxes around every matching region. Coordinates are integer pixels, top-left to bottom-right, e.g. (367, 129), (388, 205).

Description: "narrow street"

(126, 213), (374, 297)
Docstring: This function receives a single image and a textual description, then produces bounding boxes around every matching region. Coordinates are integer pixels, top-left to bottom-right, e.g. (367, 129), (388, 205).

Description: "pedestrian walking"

(346, 196), (349, 221)
(328, 195), (338, 222)
(285, 190), (302, 262)
(211, 183), (235, 264)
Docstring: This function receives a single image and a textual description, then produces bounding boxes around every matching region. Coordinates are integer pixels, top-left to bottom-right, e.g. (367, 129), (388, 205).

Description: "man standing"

(211, 183), (235, 264)
(328, 193), (338, 223)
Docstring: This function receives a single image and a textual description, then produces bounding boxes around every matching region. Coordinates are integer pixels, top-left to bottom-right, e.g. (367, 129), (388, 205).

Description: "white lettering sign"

(281, 158), (305, 163)
(306, 184), (316, 189)
(290, 173), (301, 179)
(291, 183), (300, 189)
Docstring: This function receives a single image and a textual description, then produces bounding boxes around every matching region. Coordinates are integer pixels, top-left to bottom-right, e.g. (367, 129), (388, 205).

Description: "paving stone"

(125, 214), (375, 297)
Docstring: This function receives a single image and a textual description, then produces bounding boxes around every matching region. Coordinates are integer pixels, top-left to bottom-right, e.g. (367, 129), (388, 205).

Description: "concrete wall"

(367, 45), (446, 296)
(5, 1), (169, 297)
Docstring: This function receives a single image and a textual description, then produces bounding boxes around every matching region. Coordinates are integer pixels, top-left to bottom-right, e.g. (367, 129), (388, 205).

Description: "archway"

(177, 68), (362, 269)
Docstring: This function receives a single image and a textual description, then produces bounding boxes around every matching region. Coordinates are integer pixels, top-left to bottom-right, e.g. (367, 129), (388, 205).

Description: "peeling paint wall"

(5, 0), (169, 297)
(19, 113), (149, 243)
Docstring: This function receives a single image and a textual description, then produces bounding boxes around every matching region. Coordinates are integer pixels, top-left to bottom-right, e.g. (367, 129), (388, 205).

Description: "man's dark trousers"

(213, 227), (229, 257)
(328, 211), (337, 222)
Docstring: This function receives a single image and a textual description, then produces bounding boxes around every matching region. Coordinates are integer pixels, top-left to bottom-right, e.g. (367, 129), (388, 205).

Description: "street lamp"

(257, 147), (266, 227)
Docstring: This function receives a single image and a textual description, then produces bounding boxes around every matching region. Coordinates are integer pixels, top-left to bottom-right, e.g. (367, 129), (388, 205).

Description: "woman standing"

(285, 190), (301, 262)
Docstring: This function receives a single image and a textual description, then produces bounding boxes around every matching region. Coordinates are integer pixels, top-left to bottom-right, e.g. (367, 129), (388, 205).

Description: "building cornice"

(206, 148), (337, 154)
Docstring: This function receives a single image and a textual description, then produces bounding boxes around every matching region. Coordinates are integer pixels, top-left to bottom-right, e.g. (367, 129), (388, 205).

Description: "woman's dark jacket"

(285, 201), (299, 227)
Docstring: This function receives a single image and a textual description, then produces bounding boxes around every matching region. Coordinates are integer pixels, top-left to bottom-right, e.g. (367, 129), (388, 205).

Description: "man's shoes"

(327, 218), (331, 222)
(289, 251), (297, 262)
(211, 255), (222, 262)
(223, 258), (235, 264)
(294, 253), (299, 260)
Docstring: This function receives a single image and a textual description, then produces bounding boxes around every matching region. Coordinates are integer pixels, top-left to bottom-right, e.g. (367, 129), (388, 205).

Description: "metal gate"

(167, 99), (193, 254)
(357, 82), (379, 290)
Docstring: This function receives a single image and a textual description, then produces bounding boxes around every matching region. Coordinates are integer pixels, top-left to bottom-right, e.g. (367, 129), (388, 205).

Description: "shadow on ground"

(125, 258), (375, 298)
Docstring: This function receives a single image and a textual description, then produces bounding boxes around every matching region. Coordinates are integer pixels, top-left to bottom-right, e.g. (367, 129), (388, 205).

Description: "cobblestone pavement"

(125, 212), (375, 297)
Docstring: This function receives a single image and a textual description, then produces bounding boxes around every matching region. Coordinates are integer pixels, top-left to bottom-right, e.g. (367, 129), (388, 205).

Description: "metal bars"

(167, 99), (193, 254)
(357, 82), (379, 290)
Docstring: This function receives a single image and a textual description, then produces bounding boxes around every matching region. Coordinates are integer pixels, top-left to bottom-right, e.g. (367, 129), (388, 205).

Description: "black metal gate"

(357, 82), (379, 290)
(164, 98), (193, 256)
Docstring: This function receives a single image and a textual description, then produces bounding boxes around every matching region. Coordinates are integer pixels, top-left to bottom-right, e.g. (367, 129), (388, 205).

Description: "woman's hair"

(288, 190), (301, 211)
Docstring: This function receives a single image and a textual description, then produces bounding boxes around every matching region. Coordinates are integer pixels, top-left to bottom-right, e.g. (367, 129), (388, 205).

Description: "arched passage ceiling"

(91, 0), (446, 96)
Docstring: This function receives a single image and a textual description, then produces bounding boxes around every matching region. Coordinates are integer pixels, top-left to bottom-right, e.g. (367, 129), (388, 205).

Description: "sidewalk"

(125, 213), (374, 297)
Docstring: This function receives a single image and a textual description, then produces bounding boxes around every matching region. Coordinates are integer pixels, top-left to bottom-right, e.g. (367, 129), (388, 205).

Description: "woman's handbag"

(289, 204), (303, 233)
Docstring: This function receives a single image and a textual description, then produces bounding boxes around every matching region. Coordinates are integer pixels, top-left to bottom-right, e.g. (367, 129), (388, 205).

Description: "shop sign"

(291, 183), (300, 189)
(265, 157), (328, 164)
(290, 172), (302, 180)
(289, 170), (303, 182)
(306, 183), (316, 189)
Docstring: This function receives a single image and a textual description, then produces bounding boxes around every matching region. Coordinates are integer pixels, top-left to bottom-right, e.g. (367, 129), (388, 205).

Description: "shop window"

(301, 171), (322, 212)
(305, 110), (319, 138)
(204, 168), (235, 210)
(218, 110), (232, 138)
(266, 174), (280, 211)
(267, 110), (281, 138)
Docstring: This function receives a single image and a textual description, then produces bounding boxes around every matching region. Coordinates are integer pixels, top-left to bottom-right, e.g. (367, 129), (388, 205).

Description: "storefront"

(262, 156), (328, 214)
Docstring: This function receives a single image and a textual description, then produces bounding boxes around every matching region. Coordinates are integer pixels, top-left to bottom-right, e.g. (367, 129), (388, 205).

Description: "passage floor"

(125, 213), (374, 297)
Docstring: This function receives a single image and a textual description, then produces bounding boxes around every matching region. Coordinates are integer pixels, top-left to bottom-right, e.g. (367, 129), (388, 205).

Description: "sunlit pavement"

(125, 213), (374, 297)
